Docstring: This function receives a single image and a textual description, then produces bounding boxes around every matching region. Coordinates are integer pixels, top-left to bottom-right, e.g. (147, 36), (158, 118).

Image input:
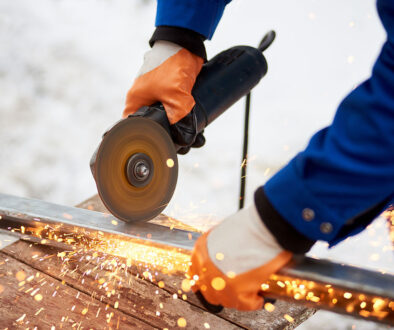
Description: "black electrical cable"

(239, 92), (251, 210)
(239, 31), (276, 210)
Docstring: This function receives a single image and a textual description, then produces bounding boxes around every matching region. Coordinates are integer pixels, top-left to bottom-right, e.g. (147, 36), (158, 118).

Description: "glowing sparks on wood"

(177, 317), (187, 327)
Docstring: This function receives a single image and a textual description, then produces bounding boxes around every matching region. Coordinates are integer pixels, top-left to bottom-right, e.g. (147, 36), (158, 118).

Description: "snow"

(0, 0), (392, 328)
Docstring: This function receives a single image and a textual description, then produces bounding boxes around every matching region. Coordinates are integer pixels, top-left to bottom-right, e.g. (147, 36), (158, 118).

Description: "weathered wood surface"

(2, 240), (238, 329)
(0, 250), (150, 329)
(0, 195), (315, 329)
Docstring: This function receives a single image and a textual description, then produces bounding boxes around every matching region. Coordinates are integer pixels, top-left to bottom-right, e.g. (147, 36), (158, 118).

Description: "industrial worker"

(123, 0), (394, 310)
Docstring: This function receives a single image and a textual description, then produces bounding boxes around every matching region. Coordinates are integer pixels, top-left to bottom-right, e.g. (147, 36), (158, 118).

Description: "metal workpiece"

(281, 255), (393, 300)
(0, 193), (393, 325)
(0, 193), (197, 251)
(0, 230), (19, 249)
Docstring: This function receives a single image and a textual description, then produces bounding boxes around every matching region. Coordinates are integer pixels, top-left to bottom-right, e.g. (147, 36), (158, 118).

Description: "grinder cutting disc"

(92, 116), (178, 222)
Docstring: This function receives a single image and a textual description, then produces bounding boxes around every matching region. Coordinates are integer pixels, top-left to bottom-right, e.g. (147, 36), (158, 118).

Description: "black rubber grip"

(192, 45), (268, 132)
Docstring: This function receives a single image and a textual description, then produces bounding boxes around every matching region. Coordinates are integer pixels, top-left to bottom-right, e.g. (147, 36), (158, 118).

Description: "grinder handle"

(191, 40), (271, 132)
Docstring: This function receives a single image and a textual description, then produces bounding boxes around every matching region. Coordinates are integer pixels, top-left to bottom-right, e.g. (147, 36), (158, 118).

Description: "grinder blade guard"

(91, 32), (274, 222)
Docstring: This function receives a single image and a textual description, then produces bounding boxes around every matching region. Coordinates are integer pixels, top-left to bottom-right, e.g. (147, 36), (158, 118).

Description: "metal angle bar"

(280, 255), (393, 299)
(0, 193), (393, 325)
(0, 193), (198, 251)
(0, 230), (19, 249)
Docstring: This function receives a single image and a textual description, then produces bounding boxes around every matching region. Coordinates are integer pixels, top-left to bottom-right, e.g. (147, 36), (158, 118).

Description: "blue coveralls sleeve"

(155, 0), (232, 39)
(264, 0), (394, 245)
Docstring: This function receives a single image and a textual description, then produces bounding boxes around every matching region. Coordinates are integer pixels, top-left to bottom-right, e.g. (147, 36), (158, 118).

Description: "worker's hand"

(123, 40), (205, 152)
(188, 204), (293, 311)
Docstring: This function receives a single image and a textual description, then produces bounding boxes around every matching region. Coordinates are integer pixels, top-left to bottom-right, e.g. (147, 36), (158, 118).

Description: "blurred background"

(0, 0), (392, 328)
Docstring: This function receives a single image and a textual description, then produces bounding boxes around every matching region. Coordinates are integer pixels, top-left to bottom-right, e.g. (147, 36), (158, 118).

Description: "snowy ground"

(0, 0), (392, 328)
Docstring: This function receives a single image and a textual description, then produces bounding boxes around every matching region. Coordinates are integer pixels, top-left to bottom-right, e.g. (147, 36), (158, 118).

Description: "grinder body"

(193, 46), (267, 132)
(91, 44), (269, 222)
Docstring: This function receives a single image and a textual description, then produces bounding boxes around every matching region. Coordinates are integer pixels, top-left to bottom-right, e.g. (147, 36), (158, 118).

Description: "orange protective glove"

(188, 204), (293, 311)
(123, 40), (204, 125)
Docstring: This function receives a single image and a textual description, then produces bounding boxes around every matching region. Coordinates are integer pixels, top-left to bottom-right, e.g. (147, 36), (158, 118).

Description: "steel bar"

(0, 193), (198, 251)
(0, 231), (19, 249)
(0, 193), (393, 325)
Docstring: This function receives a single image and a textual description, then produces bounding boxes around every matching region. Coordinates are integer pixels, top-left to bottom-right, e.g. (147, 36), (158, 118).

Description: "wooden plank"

(0, 251), (151, 329)
(76, 195), (315, 329)
(3, 241), (239, 329)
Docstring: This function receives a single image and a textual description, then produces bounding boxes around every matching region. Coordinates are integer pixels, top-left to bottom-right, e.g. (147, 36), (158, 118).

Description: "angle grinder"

(90, 31), (276, 223)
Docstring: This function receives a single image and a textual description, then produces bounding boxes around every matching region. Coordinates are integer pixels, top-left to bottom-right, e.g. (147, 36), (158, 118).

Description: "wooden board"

(0, 251), (150, 329)
(0, 195), (315, 329)
(2, 240), (239, 329)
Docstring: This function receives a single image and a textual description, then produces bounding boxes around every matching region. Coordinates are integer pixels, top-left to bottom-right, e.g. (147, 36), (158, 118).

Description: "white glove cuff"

(207, 204), (284, 276)
(137, 40), (182, 77)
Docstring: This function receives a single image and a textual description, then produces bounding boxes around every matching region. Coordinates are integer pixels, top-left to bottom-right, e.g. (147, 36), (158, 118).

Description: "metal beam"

(0, 231), (19, 249)
(0, 193), (198, 251)
(0, 193), (392, 325)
